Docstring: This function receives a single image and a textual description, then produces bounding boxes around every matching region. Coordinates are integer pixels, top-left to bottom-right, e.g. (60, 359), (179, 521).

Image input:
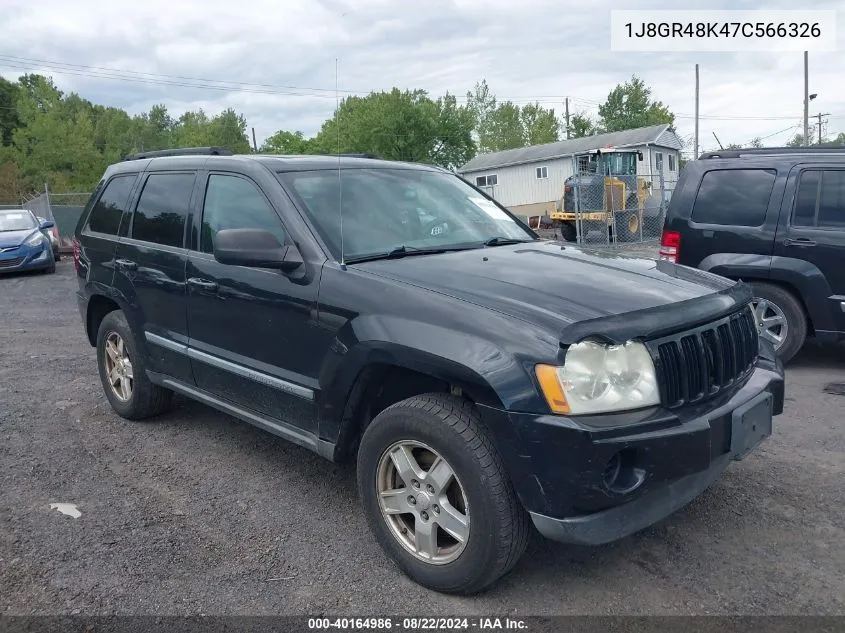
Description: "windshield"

(280, 168), (534, 261)
(0, 210), (37, 232)
(602, 152), (637, 176)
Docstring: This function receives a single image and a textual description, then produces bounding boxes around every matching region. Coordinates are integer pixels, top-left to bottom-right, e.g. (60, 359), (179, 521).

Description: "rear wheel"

(96, 310), (173, 419)
(748, 281), (807, 363)
(557, 222), (576, 242)
(357, 393), (529, 594)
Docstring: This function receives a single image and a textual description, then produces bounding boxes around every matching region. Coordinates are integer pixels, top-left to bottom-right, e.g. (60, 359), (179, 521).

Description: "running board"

(151, 374), (336, 461)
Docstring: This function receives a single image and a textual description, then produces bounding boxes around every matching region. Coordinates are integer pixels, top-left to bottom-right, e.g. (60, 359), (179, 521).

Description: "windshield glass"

(603, 153), (637, 176)
(0, 210), (37, 232)
(280, 168), (534, 261)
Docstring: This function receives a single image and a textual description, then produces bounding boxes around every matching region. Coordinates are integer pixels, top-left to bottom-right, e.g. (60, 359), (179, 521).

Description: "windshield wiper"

(483, 236), (531, 247)
(345, 245), (451, 264)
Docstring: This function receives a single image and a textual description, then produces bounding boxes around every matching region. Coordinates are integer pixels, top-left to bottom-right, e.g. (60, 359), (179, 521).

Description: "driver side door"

(185, 172), (322, 434)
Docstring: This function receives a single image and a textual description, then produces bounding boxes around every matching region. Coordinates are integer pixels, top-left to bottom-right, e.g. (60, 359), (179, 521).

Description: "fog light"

(602, 449), (646, 495)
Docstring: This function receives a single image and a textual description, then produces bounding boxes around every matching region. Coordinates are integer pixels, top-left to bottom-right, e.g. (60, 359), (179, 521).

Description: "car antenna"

(336, 57), (346, 270)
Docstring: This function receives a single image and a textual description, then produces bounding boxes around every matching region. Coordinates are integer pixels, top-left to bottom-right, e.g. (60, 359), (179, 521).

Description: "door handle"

(187, 277), (219, 292)
(783, 237), (816, 247)
(115, 258), (137, 270)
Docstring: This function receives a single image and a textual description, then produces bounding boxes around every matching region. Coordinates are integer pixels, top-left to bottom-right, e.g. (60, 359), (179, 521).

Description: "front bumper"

(0, 243), (53, 273)
(486, 355), (784, 546)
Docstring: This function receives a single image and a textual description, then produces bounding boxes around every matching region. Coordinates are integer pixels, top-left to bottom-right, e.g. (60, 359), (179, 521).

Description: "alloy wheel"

(752, 298), (789, 350)
(104, 332), (133, 401)
(376, 440), (470, 565)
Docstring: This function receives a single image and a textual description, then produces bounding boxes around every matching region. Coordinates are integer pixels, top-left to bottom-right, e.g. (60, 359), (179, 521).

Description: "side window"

(817, 170), (845, 229)
(200, 174), (286, 254)
(793, 170), (820, 227)
(793, 170), (845, 229)
(86, 175), (136, 236)
(691, 169), (776, 227)
(669, 155), (676, 172)
(130, 173), (196, 248)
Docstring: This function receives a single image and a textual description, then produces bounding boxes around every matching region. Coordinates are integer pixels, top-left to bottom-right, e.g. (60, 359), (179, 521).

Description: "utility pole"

(251, 127), (259, 153)
(815, 112), (831, 145)
(694, 64), (699, 159)
(564, 98), (570, 140)
(803, 51), (809, 146)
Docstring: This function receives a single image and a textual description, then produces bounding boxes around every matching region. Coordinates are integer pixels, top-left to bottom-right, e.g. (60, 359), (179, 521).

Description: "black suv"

(74, 147), (784, 594)
(661, 147), (845, 362)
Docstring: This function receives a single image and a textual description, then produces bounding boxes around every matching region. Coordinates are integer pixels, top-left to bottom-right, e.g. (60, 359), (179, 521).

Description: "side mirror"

(39, 219), (55, 230)
(213, 228), (303, 271)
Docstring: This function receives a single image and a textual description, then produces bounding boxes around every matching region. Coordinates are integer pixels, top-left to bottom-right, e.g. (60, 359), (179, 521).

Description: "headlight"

(536, 340), (660, 415)
(26, 232), (45, 247)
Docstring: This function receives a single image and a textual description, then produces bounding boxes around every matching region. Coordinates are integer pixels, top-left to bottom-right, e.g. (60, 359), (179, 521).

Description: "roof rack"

(123, 147), (233, 161)
(700, 146), (845, 159)
(336, 153), (382, 159)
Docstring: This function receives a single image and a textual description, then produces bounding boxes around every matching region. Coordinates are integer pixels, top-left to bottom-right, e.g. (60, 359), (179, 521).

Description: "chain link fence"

(552, 154), (672, 250)
(17, 189), (91, 253)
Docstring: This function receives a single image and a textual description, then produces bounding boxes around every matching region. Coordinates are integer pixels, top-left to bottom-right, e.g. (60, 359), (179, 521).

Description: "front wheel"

(357, 394), (529, 594)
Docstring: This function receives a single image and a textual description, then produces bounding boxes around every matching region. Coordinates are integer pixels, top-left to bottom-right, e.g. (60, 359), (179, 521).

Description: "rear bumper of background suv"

(490, 352), (784, 546)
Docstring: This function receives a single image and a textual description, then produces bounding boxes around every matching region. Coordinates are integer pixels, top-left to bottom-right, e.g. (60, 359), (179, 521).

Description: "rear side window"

(793, 169), (845, 229)
(130, 173), (196, 248)
(691, 169), (776, 226)
(87, 175), (136, 235)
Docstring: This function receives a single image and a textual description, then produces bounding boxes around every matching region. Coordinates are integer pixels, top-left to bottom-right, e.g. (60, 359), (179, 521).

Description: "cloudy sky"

(1, 0), (842, 155)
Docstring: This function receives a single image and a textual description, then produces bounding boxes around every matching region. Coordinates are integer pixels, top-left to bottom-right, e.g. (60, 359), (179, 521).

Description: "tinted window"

(818, 171), (845, 229)
(793, 170), (820, 227)
(87, 175), (136, 235)
(691, 169), (776, 226)
(131, 173), (195, 247)
(201, 175), (285, 254)
(794, 169), (845, 229)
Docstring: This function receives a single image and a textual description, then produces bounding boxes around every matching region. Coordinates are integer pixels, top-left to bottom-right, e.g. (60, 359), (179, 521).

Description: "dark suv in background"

(660, 147), (845, 362)
(74, 147), (784, 594)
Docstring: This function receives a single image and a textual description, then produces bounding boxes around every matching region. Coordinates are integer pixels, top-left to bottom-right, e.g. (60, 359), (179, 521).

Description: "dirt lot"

(2, 261), (844, 616)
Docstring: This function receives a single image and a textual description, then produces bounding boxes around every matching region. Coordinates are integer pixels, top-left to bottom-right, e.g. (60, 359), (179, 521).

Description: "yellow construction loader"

(550, 147), (652, 242)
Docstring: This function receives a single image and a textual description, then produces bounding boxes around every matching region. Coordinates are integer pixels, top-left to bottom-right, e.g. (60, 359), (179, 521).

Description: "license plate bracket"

(730, 391), (773, 461)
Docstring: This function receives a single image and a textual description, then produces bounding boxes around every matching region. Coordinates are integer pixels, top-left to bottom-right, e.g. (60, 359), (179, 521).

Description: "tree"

(261, 130), (317, 154)
(314, 88), (475, 169)
(820, 132), (845, 147)
(786, 132), (815, 147)
(748, 137), (763, 148)
(0, 77), (19, 146)
(569, 113), (597, 139)
(598, 75), (675, 132)
(485, 101), (523, 151)
(465, 80), (497, 153)
(209, 108), (251, 153)
(520, 102), (559, 146)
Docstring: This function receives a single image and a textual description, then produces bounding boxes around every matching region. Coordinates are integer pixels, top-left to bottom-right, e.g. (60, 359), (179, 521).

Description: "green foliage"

(0, 74), (252, 198)
(261, 130), (318, 154)
(568, 113), (597, 139)
(465, 81), (559, 151)
(598, 75), (675, 133)
(312, 88), (475, 169)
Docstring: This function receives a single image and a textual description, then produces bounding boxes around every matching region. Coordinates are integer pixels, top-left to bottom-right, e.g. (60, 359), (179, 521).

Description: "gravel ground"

(1, 261), (844, 616)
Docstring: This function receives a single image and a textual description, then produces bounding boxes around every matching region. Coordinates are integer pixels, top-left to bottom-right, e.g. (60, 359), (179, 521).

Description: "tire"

(357, 393), (530, 595)
(96, 310), (173, 420)
(558, 222), (576, 242)
(43, 259), (56, 274)
(748, 281), (807, 363)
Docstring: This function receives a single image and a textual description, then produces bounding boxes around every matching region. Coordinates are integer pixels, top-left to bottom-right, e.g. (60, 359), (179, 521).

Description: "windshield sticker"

(469, 197), (510, 221)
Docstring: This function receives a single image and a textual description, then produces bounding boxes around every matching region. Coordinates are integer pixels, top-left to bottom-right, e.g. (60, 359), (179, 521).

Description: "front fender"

(317, 315), (546, 513)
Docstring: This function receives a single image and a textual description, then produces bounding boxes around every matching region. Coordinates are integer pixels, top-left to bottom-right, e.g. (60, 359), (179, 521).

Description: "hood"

(0, 229), (38, 249)
(355, 241), (738, 336)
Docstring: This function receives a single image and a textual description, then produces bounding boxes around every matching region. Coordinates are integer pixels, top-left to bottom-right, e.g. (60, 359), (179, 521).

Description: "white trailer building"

(458, 124), (683, 218)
